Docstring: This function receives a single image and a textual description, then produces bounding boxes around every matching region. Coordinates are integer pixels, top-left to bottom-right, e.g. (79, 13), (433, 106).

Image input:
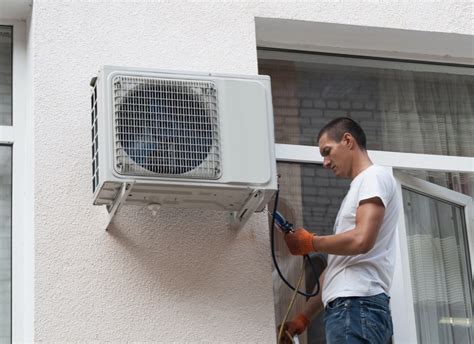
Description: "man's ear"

(342, 133), (353, 149)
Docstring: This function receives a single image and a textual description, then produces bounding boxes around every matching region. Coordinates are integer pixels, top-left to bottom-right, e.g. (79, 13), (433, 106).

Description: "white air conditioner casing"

(91, 66), (277, 227)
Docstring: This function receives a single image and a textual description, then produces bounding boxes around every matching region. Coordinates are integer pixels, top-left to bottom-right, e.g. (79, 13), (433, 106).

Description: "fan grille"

(112, 75), (221, 179)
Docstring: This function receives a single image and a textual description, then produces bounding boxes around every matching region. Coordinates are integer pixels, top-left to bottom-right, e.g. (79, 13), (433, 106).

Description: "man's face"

(318, 132), (351, 178)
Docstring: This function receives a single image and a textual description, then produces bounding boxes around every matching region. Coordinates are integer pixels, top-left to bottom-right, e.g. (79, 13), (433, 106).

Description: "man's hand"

(284, 228), (315, 256)
(278, 313), (310, 343)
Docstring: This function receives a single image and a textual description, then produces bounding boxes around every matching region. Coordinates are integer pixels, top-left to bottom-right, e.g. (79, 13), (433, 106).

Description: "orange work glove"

(284, 227), (315, 256)
(279, 313), (311, 342)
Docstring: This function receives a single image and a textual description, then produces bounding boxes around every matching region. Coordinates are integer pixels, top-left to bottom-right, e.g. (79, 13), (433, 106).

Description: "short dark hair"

(317, 117), (367, 149)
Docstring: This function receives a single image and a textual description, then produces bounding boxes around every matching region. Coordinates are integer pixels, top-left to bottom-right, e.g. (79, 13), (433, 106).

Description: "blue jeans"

(324, 293), (393, 344)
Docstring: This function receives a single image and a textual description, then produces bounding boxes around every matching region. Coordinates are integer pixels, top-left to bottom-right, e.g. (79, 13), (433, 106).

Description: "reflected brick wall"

(260, 59), (382, 149)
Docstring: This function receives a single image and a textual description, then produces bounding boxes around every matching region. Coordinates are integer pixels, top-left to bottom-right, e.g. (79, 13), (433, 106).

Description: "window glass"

(259, 54), (474, 158)
(402, 187), (472, 343)
(0, 26), (12, 126)
(397, 169), (473, 343)
(0, 145), (11, 342)
(271, 162), (350, 344)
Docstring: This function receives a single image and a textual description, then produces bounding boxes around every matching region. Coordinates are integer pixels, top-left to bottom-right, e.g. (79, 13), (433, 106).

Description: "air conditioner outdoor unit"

(90, 66), (277, 229)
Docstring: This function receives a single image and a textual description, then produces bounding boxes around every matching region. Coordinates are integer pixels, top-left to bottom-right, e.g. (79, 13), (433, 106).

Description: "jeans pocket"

(326, 297), (348, 311)
(324, 298), (349, 328)
(360, 300), (393, 343)
(324, 299), (350, 342)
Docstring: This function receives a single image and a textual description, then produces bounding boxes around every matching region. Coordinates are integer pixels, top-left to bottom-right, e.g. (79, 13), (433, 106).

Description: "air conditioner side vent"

(91, 78), (99, 193)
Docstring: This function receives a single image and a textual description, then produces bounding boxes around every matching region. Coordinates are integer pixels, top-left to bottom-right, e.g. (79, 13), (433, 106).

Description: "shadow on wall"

(105, 205), (268, 299)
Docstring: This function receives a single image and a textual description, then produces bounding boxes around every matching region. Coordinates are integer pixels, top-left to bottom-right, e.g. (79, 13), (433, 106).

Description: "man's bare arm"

(312, 197), (385, 255)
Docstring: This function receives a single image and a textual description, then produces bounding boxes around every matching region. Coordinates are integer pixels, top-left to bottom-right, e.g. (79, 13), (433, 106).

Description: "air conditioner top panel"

(100, 65), (271, 82)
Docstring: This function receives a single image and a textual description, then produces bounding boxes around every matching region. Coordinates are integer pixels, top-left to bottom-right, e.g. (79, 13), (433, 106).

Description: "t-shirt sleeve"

(357, 169), (393, 208)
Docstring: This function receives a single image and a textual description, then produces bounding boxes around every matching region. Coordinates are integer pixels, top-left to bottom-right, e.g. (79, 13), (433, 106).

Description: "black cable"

(271, 187), (321, 298)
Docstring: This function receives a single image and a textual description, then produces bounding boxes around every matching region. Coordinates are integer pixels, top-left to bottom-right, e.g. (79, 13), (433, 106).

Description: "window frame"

(0, 19), (33, 344)
(276, 144), (474, 174)
(259, 48), (474, 76)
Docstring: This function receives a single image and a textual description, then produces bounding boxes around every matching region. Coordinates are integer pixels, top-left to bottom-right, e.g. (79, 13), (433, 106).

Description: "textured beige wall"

(32, 1), (473, 342)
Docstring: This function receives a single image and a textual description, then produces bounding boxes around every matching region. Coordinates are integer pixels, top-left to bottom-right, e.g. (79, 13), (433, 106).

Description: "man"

(281, 117), (399, 344)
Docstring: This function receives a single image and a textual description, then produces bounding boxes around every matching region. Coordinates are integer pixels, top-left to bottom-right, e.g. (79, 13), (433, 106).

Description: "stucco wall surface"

(32, 0), (473, 342)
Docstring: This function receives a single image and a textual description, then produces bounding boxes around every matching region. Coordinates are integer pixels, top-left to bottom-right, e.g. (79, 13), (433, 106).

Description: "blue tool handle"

(273, 211), (294, 233)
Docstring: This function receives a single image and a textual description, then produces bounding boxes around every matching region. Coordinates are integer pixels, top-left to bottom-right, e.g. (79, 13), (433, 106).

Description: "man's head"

(317, 117), (368, 178)
(317, 117), (367, 150)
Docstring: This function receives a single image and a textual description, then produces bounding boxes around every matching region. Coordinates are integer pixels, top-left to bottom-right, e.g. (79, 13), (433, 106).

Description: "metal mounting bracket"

(229, 189), (264, 230)
(105, 182), (134, 231)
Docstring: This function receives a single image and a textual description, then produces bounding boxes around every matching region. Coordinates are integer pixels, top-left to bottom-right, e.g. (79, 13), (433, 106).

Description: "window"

(402, 185), (472, 343)
(0, 26), (12, 126)
(0, 25), (12, 343)
(259, 49), (474, 344)
(259, 50), (474, 158)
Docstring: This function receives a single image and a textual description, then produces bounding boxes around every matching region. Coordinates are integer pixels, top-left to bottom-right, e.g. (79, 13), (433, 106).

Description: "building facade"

(1, 1), (473, 343)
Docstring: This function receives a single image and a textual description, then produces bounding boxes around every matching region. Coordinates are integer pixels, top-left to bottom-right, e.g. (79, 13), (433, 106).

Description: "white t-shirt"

(321, 165), (399, 307)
